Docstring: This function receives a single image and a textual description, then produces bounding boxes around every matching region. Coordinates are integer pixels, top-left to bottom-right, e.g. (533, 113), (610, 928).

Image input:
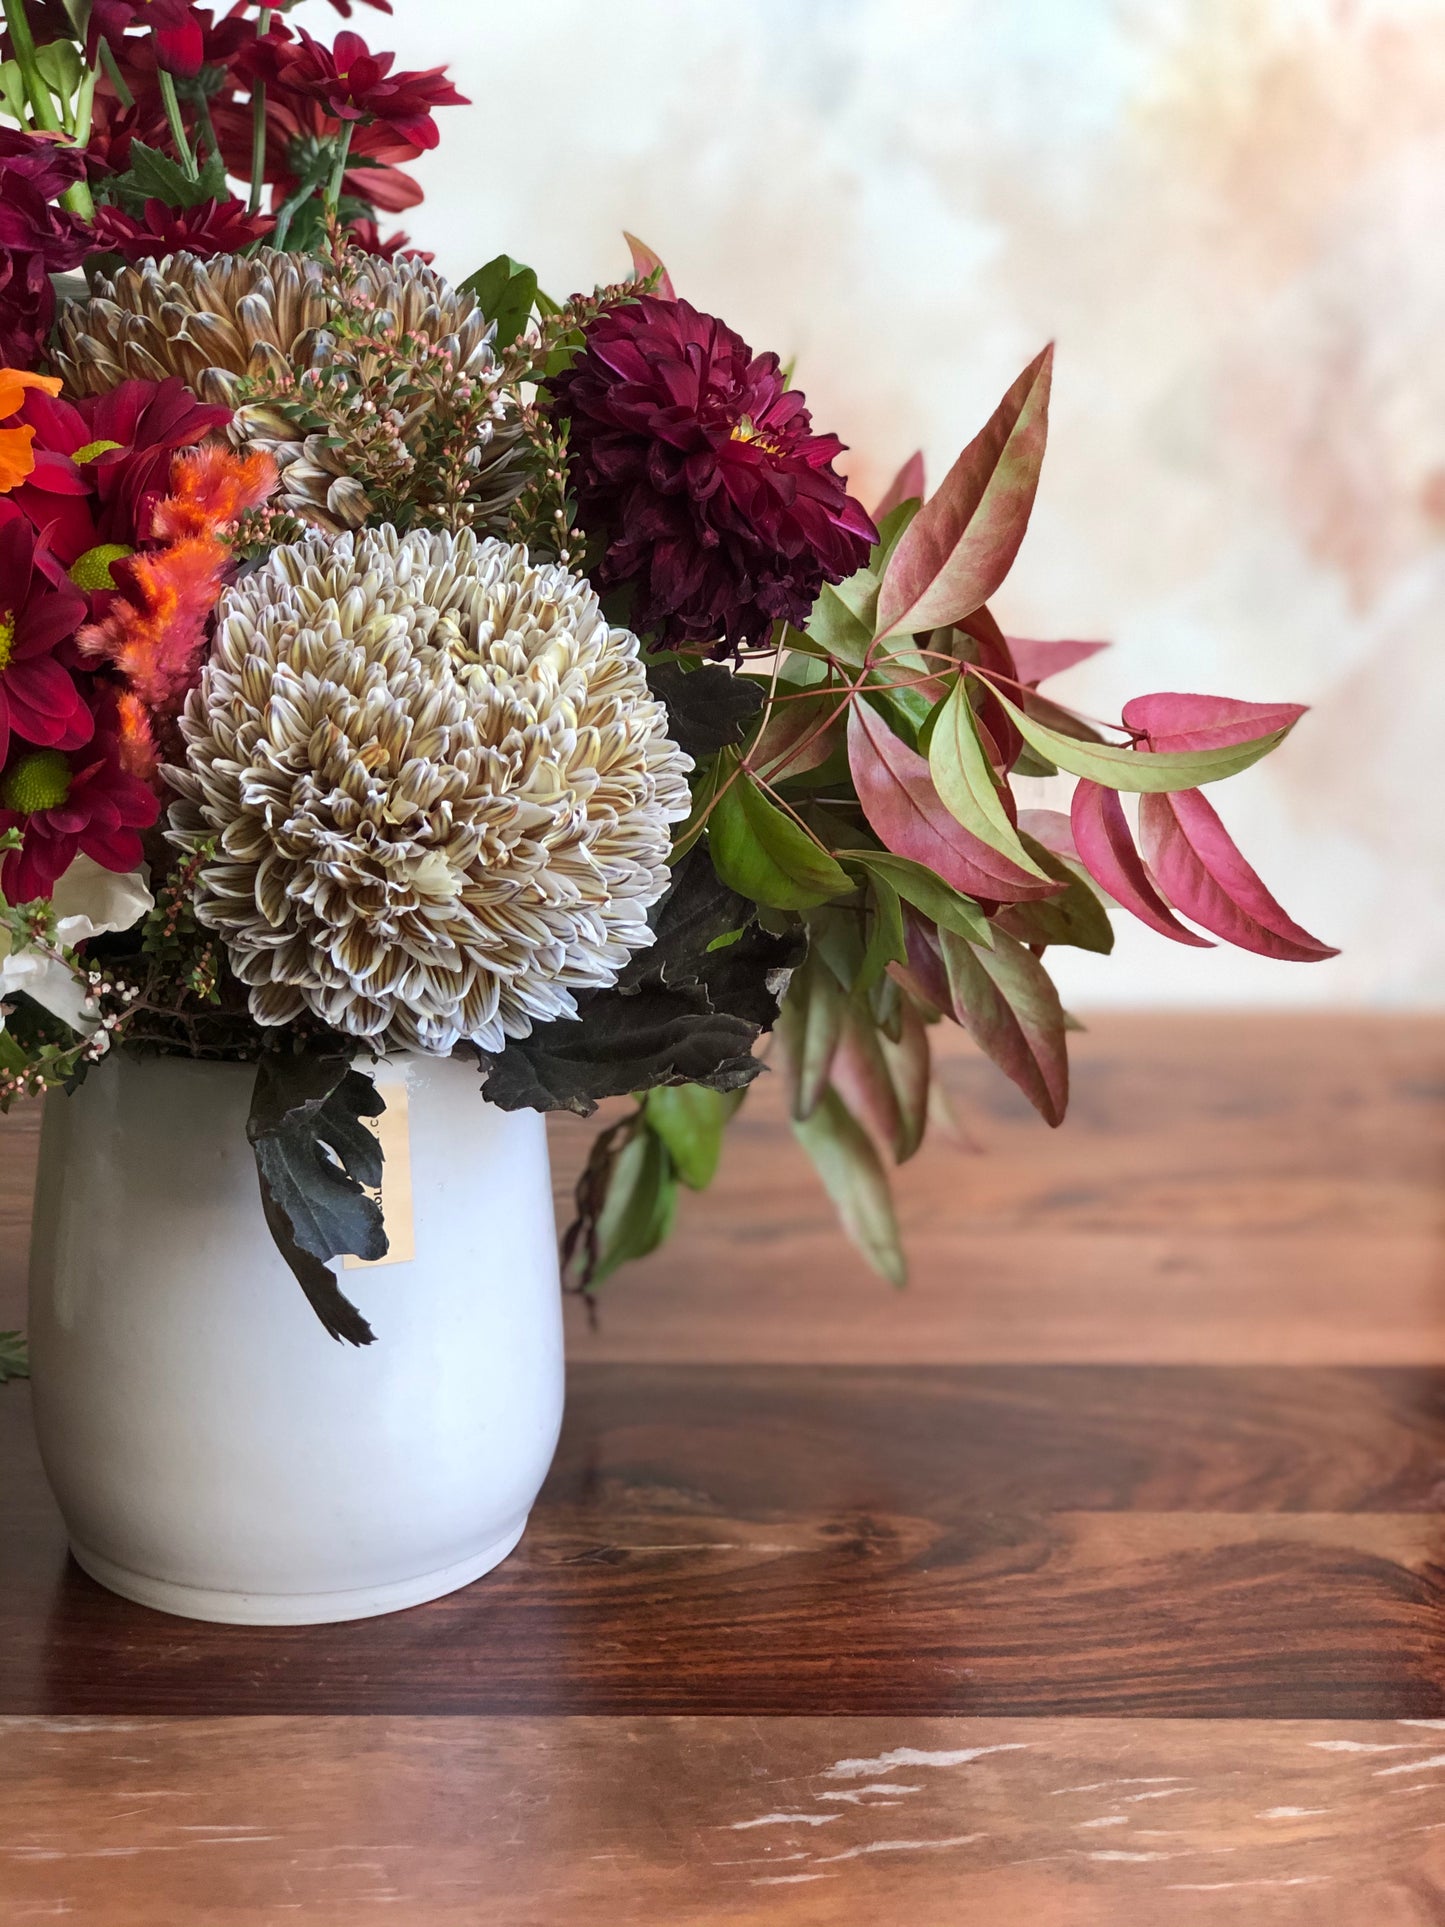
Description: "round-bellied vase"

(26, 1050), (564, 1625)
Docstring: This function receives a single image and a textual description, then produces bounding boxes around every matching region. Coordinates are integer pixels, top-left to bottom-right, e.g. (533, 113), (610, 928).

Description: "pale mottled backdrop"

(294, 0), (1443, 1006)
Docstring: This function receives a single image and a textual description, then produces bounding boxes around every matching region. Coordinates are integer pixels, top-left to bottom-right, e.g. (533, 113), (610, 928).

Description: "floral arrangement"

(0, 0), (1335, 1354)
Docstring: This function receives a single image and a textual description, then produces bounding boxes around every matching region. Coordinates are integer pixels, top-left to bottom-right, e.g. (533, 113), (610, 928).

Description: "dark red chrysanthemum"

(85, 0), (205, 76)
(0, 509), (92, 770)
(550, 296), (877, 653)
(0, 250), (59, 367)
(92, 196), (275, 265)
(345, 215), (429, 262)
(241, 27), (467, 151)
(0, 712), (159, 902)
(0, 130), (91, 270)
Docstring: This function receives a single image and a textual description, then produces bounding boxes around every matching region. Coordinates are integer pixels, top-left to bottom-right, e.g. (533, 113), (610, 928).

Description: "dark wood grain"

(6, 1715), (1445, 1926)
(5, 1363), (1445, 1718)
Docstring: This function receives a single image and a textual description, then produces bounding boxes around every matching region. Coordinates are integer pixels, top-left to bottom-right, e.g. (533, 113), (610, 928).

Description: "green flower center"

(69, 543), (133, 592)
(2, 749), (71, 815)
(70, 438), (124, 466)
(0, 612), (14, 670)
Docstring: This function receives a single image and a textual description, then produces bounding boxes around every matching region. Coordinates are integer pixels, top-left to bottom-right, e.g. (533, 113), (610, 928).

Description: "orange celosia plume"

(80, 444), (280, 772)
(0, 367), (62, 493)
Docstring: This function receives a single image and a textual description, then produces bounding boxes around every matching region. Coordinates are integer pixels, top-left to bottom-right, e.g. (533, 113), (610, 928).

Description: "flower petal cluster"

(166, 527), (692, 1053)
(92, 197), (276, 265)
(0, 129), (91, 365)
(550, 295), (877, 653)
(0, 717), (158, 902)
(243, 27), (468, 150)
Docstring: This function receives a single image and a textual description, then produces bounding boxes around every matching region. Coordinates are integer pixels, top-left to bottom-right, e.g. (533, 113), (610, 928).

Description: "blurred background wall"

(295, 0), (1443, 1007)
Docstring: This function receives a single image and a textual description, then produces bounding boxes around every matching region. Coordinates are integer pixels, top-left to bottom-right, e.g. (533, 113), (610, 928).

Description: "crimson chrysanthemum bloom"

(0, 508), (92, 769)
(550, 296), (877, 654)
(243, 28), (467, 150)
(0, 719), (158, 902)
(92, 197), (276, 265)
(85, 0), (204, 76)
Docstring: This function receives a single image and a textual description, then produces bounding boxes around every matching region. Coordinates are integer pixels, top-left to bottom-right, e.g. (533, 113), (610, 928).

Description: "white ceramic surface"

(27, 1050), (565, 1625)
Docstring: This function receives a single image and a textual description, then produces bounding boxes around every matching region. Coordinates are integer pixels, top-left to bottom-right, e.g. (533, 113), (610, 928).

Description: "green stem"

(247, 10), (273, 218)
(97, 37), (133, 113)
(2, 0), (63, 132)
(324, 120), (354, 211)
(192, 87), (220, 164)
(269, 160), (330, 253)
(155, 66), (197, 181)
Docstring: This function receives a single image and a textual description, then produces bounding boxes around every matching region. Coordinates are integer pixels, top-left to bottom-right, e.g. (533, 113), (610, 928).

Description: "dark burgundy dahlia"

(550, 295), (877, 653)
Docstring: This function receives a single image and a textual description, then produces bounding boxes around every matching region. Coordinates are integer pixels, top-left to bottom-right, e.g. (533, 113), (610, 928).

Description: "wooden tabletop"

(2, 1013), (1443, 1924)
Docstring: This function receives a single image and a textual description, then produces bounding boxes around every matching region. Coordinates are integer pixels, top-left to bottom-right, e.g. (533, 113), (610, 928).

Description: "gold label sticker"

(344, 1081), (416, 1269)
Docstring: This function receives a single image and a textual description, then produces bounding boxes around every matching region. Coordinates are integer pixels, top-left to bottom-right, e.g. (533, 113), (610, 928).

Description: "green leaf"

(246, 1054), (387, 1346)
(838, 849), (993, 947)
(644, 1083), (738, 1190)
(858, 871), (908, 992)
(793, 1089), (906, 1286)
(117, 140), (228, 210)
(459, 252), (539, 348)
(993, 834), (1114, 954)
(707, 768), (852, 910)
(928, 679), (1052, 878)
(779, 950), (846, 1121)
(589, 1127), (677, 1285)
(987, 687), (1296, 792)
(34, 37), (82, 107)
(804, 579), (873, 666)
(0, 1330), (28, 1384)
(0, 61), (29, 125)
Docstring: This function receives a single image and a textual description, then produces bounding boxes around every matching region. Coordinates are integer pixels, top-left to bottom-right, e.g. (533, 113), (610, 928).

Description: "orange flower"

(151, 443), (278, 541)
(81, 534), (230, 709)
(0, 367), (62, 493)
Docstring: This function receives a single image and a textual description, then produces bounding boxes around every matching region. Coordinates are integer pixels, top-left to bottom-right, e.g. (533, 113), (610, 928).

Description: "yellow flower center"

(729, 414), (784, 457)
(2, 749), (71, 815)
(69, 543), (133, 592)
(70, 439), (124, 465)
(0, 611), (13, 669)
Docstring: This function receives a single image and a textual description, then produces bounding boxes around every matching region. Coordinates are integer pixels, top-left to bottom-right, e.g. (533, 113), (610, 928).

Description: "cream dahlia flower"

(166, 530), (692, 1053)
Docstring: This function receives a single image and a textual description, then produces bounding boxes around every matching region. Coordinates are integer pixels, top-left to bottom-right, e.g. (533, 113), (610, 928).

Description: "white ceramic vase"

(26, 1049), (564, 1626)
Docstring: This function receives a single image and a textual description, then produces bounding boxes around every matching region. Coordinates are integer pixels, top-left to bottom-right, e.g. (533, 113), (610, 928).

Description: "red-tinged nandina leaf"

(1122, 692), (1308, 752)
(1015, 808), (1078, 861)
(1008, 636), (1111, 686)
(623, 232), (675, 300)
(988, 686), (1294, 791)
(1071, 780), (1212, 947)
(830, 999), (905, 1164)
(938, 926), (1070, 1126)
(792, 1088), (906, 1286)
(847, 699), (1058, 903)
(880, 995), (931, 1163)
(954, 606), (1023, 771)
(1138, 789), (1339, 962)
(875, 344), (1053, 641)
(874, 450), (926, 520)
(889, 907), (951, 1017)
(749, 687), (844, 784)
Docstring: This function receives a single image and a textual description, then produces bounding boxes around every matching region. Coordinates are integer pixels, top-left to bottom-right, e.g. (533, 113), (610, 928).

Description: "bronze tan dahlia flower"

(52, 249), (526, 536)
(165, 528), (692, 1052)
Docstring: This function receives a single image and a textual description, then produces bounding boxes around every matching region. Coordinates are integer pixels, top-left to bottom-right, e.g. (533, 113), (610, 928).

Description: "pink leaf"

(1123, 693), (1307, 752)
(1138, 789), (1338, 961)
(874, 450), (926, 520)
(876, 345), (1053, 640)
(891, 908), (951, 1015)
(1070, 781), (1212, 947)
(1007, 636), (1111, 686)
(847, 700), (1058, 903)
(623, 232), (675, 301)
(829, 1003), (904, 1162)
